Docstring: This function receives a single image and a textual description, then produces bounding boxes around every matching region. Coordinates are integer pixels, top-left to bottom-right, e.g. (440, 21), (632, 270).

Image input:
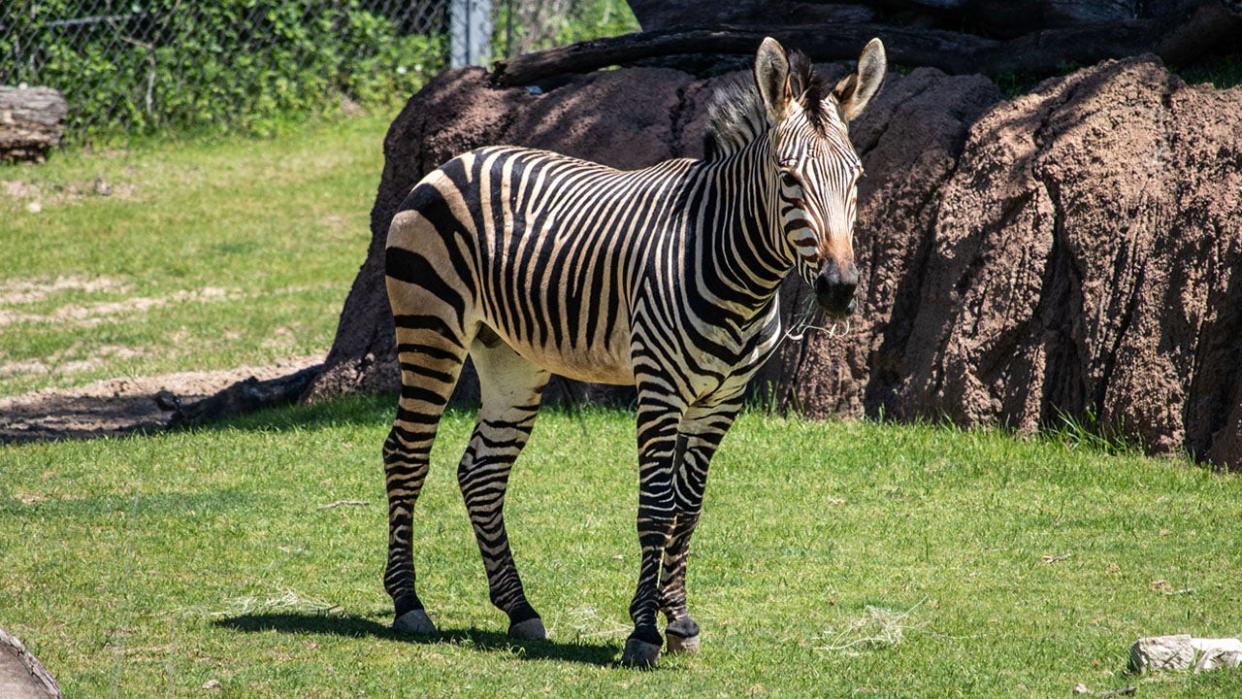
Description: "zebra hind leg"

(383, 323), (473, 635)
(458, 328), (551, 640)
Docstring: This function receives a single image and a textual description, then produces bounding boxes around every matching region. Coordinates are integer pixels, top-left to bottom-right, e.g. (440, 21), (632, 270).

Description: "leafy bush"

(492, 0), (637, 59)
(0, 1), (445, 141)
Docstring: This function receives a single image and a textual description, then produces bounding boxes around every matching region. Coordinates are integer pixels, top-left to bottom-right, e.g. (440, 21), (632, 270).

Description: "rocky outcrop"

(839, 57), (1242, 461)
(310, 55), (1242, 469)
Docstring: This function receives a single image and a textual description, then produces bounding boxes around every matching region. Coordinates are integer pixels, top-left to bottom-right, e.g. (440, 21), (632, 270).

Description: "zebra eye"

(779, 169), (801, 189)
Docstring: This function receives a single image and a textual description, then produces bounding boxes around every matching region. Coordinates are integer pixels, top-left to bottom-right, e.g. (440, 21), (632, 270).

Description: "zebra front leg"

(660, 396), (743, 654)
(458, 334), (550, 640)
(621, 390), (686, 668)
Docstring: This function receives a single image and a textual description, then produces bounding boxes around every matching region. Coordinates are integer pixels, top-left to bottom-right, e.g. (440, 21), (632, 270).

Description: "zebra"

(381, 36), (886, 667)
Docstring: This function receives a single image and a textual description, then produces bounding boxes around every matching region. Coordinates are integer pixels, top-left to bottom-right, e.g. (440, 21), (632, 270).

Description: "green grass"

(2, 398), (1239, 697)
(0, 114), (385, 397)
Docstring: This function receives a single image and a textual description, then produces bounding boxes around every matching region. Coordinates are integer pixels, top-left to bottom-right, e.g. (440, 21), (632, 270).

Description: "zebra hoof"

(665, 616), (700, 654)
(621, 637), (662, 669)
(666, 632), (700, 654)
(508, 617), (547, 641)
(393, 608), (438, 636)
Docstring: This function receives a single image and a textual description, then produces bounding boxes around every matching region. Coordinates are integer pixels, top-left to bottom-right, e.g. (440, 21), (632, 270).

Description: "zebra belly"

(482, 324), (637, 386)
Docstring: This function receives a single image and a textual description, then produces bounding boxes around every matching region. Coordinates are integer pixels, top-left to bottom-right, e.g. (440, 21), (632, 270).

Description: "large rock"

(0, 629), (60, 699)
(868, 57), (1242, 459)
(1131, 634), (1242, 672)
(310, 55), (1242, 469)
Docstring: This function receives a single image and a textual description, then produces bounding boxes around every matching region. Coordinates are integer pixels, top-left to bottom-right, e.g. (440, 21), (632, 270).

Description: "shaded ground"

(0, 357), (319, 443)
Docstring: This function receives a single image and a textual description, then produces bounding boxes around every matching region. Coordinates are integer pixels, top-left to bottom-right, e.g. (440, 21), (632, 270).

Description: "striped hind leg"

(457, 329), (550, 639)
(659, 393), (744, 654)
(383, 193), (481, 633)
(383, 315), (475, 634)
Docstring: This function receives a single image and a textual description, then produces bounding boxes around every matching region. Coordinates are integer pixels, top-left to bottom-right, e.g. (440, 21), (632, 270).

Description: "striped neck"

(689, 136), (796, 317)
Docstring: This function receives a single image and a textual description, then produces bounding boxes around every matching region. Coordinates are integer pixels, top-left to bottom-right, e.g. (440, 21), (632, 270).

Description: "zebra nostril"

(814, 270), (835, 298)
(840, 262), (860, 290)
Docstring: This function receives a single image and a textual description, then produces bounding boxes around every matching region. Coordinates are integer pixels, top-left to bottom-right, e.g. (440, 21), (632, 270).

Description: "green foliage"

(544, 0), (638, 49)
(0, 1), (445, 141)
(492, 0), (638, 59)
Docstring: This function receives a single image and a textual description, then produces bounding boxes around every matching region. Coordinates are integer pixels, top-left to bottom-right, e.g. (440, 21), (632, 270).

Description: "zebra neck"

(690, 138), (796, 315)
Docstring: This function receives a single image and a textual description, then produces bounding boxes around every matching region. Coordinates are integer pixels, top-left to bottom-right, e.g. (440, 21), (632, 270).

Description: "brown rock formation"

(310, 55), (1242, 469)
(874, 57), (1242, 458)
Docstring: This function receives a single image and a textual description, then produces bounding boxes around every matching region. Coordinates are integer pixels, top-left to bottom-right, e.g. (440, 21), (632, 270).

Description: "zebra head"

(754, 37), (886, 316)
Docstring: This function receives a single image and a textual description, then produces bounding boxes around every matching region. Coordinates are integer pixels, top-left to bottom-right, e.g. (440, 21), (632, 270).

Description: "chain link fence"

(1, 0), (636, 143)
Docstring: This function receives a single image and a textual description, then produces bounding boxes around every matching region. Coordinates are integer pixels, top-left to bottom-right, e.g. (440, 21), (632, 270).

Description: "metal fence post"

(449, 0), (493, 68)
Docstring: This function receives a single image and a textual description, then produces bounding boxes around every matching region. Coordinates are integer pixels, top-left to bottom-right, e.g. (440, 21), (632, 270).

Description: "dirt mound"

(312, 57), (1242, 468)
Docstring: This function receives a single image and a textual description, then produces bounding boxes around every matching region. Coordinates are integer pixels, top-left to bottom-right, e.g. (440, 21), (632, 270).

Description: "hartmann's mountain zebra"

(382, 36), (886, 667)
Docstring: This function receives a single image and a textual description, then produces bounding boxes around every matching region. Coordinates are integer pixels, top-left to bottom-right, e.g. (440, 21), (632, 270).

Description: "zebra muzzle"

(814, 259), (859, 317)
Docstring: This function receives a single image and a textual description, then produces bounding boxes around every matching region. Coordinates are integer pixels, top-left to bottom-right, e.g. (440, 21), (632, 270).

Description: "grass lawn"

(0, 115), (385, 397)
(2, 398), (1239, 697)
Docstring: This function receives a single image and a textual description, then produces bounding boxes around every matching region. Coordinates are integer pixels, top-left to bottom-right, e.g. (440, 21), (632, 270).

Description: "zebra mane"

(703, 50), (835, 161)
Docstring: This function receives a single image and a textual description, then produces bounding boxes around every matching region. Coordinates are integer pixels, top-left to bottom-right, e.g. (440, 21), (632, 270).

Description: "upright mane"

(703, 50), (835, 161)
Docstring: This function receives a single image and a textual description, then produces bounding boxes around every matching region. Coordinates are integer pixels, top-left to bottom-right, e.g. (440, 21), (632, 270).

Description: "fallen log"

(628, 1), (1238, 40)
(492, 7), (1241, 86)
(625, 0), (877, 31)
(493, 25), (995, 85)
(166, 364), (323, 427)
(0, 87), (67, 162)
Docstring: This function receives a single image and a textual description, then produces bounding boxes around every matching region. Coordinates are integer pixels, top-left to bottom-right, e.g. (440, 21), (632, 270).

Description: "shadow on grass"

(191, 389), (631, 437)
(213, 612), (621, 666)
(182, 392), (398, 434)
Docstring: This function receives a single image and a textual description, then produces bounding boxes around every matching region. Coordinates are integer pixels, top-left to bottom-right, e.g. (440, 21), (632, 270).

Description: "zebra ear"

(754, 37), (793, 123)
(833, 38), (886, 122)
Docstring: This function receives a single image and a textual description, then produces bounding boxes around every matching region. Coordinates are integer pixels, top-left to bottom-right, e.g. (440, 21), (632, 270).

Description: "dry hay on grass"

(551, 605), (633, 642)
(0, 345), (149, 379)
(1, 177), (139, 209)
(0, 287), (239, 328)
(209, 588), (339, 618)
(0, 275), (133, 305)
(816, 600), (926, 656)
